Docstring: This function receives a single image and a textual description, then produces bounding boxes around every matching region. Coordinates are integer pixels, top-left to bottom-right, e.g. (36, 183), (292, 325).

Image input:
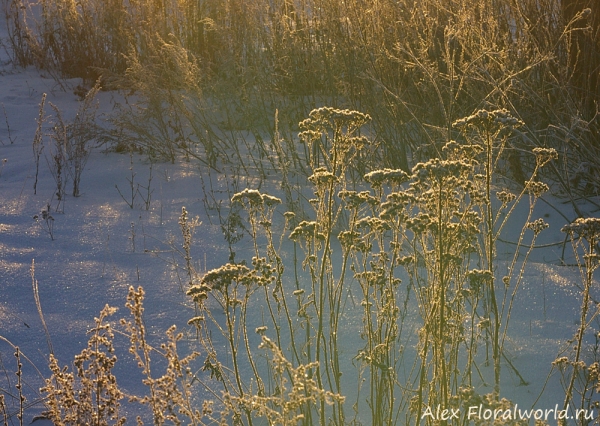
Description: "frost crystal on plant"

(232, 188), (281, 207)
(532, 147), (558, 167)
(561, 217), (600, 240)
(496, 190), (516, 205)
(364, 169), (410, 188)
(526, 218), (549, 235)
(525, 180), (549, 198)
(453, 108), (523, 131)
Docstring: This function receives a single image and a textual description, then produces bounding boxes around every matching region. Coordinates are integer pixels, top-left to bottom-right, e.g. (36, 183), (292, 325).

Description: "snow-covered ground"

(1, 14), (599, 426)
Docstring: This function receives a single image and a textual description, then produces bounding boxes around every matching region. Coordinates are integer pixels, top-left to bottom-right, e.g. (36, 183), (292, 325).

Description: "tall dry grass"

(5, 0), (598, 183)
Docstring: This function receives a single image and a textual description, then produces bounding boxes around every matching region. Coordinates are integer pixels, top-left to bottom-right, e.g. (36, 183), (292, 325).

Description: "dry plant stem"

(32, 94), (46, 195)
(178, 207), (194, 287)
(561, 226), (600, 413)
(47, 103), (69, 212)
(31, 260), (53, 356)
(115, 150), (137, 209)
(1, 103), (14, 144)
(67, 80), (100, 197)
(121, 287), (161, 423)
(0, 394), (7, 426)
(14, 348), (23, 426)
(483, 132), (500, 396)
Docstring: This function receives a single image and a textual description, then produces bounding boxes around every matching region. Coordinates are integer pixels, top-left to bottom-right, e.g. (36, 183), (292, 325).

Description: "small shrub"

(41, 305), (126, 426)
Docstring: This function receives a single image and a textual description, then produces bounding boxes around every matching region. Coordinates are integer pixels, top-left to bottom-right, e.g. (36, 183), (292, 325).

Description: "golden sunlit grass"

(6, 0), (598, 184)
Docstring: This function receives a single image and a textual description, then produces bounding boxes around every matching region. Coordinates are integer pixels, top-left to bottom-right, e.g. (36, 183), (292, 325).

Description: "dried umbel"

(496, 190), (516, 205)
(364, 168), (410, 188)
(299, 107), (372, 172)
(411, 158), (472, 187)
(299, 107), (371, 141)
(308, 167), (338, 187)
(232, 188), (282, 208)
(187, 263), (252, 303)
(338, 190), (378, 210)
(525, 180), (550, 198)
(526, 218), (549, 235)
(561, 217), (600, 241)
(289, 220), (318, 241)
(442, 140), (484, 162)
(452, 108), (523, 132)
(532, 147), (558, 167)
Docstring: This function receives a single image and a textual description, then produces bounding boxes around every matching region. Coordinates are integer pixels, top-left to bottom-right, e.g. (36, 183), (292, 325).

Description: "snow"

(0, 14), (599, 426)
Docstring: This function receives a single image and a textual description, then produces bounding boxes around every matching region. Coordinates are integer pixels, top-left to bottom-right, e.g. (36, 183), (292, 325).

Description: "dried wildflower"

(231, 188), (281, 207)
(337, 190), (359, 208)
(406, 213), (432, 234)
(397, 255), (414, 266)
(186, 283), (211, 304)
(338, 230), (370, 252)
(308, 167), (338, 187)
(442, 140), (483, 161)
(187, 263), (252, 301)
(496, 190), (516, 205)
(202, 400), (214, 416)
(525, 180), (549, 198)
(412, 159), (471, 186)
(299, 107), (371, 154)
(298, 129), (322, 144)
(364, 169), (410, 188)
(526, 218), (549, 235)
(338, 190), (378, 209)
(532, 147), (558, 167)
(338, 230), (360, 248)
(251, 256), (277, 286)
(300, 107), (371, 131)
(378, 190), (415, 221)
(478, 318), (490, 328)
(187, 316), (205, 325)
(588, 362), (600, 382)
(467, 269), (493, 294)
(453, 108), (523, 132)
(262, 194), (282, 207)
(289, 220), (318, 241)
(442, 253), (462, 265)
(355, 216), (390, 232)
(232, 188), (263, 205)
(561, 217), (600, 240)
(387, 191), (416, 206)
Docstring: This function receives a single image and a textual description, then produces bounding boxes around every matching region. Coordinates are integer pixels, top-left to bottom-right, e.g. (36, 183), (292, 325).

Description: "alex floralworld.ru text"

(422, 404), (596, 422)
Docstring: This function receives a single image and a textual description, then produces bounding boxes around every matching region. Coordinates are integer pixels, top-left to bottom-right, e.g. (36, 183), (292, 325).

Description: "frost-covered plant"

(42, 286), (214, 426)
(178, 206), (201, 288)
(452, 109), (555, 397)
(555, 218), (600, 418)
(115, 149), (155, 211)
(121, 286), (207, 425)
(32, 90), (100, 204)
(181, 107), (556, 425)
(220, 335), (344, 426)
(32, 94), (46, 195)
(46, 103), (69, 212)
(42, 305), (126, 426)
(33, 203), (55, 240)
(184, 108), (374, 425)
(65, 80), (101, 197)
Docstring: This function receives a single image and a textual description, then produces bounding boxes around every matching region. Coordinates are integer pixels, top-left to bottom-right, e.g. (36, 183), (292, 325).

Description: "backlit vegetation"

(2, 0), (600, 425)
